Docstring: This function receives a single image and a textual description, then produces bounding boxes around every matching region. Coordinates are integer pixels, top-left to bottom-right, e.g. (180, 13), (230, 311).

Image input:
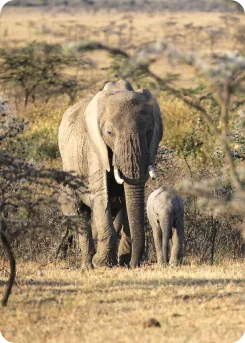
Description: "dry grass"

(1, 8), (244, 90)
(0, 8), (229, 45)
(0, 261), (244, 343)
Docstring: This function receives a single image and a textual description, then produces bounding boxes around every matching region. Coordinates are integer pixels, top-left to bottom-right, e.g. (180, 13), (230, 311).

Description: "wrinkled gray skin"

(58, 80), (163, 269)
(147, 187), (184, 265)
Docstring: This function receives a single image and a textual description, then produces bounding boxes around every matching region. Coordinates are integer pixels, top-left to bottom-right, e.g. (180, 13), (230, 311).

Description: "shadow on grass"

(1, 277), (244, 290)
(24, 280), (73, 286)
(113, 278), (245, 287)
(1, 276), (244, 308)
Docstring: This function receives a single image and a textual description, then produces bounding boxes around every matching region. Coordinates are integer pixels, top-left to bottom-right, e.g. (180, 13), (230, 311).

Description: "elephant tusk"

(148, 165), (156, 180)
(114, 167), (124, 184)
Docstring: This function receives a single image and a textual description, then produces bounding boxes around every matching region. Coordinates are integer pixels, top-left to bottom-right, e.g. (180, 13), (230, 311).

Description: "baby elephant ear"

(85, 91), (110, 172)
(136, 88), (163, 166)
(103, 80), (134, 91)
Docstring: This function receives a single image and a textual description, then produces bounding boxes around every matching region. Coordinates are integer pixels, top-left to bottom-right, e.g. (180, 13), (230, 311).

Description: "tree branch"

(78, 42), (130, 59)
(1, 220), (16, 307)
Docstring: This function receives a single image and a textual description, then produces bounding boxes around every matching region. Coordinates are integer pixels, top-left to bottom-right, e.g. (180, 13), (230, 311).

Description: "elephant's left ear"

(85, 91), (110, 172)
(137, 89), (163, 165)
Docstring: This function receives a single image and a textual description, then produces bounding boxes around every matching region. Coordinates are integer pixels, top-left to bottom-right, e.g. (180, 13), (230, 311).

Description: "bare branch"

(0, 222), (16, 307)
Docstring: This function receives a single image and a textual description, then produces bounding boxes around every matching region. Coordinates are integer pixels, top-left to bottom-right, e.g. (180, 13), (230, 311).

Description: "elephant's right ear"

(136, 89), (163, 166)
(85, 91), (110, 172)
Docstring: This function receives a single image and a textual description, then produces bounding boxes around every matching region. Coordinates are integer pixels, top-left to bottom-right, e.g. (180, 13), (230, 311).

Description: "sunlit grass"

(0, 260), (244, 343)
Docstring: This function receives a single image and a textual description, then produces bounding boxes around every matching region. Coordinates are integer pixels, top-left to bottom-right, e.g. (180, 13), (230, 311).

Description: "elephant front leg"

(91, 201), (117, 267)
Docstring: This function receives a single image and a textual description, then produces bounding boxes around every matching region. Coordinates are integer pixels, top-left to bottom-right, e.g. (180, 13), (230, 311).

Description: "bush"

(0, 42), (92, 107)
(160, 97), (220, 171)
(20, 102), (66, 163)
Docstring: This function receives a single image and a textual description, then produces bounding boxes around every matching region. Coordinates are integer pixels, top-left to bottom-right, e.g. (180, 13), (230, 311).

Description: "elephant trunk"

(113, 133), (147, 181)
(124, 182), (145, 268)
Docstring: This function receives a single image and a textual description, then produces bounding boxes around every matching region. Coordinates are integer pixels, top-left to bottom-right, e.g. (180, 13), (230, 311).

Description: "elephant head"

(85, 80), (163, 183)
(84, 80), (163, 267)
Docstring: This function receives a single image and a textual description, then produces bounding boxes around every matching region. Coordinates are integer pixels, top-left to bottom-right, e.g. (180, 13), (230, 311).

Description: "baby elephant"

(147, 187), (184, 265)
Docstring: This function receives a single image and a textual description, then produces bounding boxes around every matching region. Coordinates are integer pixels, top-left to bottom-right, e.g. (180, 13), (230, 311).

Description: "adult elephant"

(58, 80), (163, 268)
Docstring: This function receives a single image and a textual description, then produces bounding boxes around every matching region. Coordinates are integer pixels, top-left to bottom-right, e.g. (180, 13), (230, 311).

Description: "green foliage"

(20, 102), (66, 163)
(26, 127), (60, 161)
(161, 97), (220, 170)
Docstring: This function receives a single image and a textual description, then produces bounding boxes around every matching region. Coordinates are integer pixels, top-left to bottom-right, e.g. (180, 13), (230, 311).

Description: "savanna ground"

(0, 6), (245, 343)
(1, 261), (245, 343)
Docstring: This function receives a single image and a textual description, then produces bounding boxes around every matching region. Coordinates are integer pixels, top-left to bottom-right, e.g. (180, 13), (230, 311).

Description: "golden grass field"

(0, 8), (231, 46)
(0, 7), (245, 343)
(1, 7), (244, 90)
(0, 261), (245, 343)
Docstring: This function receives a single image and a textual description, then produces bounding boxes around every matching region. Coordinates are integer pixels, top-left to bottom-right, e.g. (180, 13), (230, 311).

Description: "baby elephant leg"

(169, 217), (184, 265)
(152, 221), (164, 265)
(160, 217), (173, 264)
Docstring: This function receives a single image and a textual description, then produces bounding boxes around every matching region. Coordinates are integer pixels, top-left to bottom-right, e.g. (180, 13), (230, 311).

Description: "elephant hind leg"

(113, 208), (132, 265)
(152, 220), (164, 265)
(159, 217), (172, 264)
(118, 208), (131, 266)
(169, 220), (184, 265)
(78, 203), (95, 270)
(113, 208), (123, 235)
(57, 185), (78, 259)
(62, 231), (74, 259)
(118, 231), (131, 266)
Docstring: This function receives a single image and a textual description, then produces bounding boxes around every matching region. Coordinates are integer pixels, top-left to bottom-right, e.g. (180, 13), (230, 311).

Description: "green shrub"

(18, 102), (66, 163)
(159, 96), (222, 171)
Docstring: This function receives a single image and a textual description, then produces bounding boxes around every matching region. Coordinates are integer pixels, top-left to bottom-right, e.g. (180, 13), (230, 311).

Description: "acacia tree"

(0, 42), (93, 107)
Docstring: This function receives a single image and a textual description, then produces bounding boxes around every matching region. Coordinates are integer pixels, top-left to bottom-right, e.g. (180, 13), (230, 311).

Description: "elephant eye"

(107, 129), (113, 136)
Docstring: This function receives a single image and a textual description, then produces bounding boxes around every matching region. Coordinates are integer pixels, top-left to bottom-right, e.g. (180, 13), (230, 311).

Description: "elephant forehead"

(101, 92), (152, 125)
(104, 92), (145, 112)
